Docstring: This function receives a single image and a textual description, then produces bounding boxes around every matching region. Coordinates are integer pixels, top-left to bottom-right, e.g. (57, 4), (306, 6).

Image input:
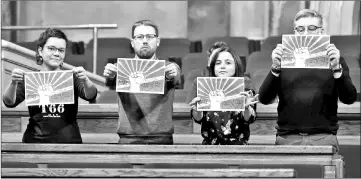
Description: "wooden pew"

(2, 133), (360, 146)
(2, 102), (360, 135)
(1, 168), (297, 178)
(1, 143), (343, 178)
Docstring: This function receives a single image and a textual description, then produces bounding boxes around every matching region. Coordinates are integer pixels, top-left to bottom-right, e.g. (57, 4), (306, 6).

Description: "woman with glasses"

(258, 9), (357, 152)
(2, 28), (98, 143)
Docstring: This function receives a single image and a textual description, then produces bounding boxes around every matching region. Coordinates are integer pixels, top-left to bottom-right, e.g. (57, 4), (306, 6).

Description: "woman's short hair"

(35, 28), (68, 65)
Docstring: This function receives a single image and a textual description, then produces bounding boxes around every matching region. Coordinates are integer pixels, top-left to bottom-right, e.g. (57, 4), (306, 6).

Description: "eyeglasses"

(45, 46), (65, 54)
(133, 34), (157, 41)
(294, 25), (322, 34)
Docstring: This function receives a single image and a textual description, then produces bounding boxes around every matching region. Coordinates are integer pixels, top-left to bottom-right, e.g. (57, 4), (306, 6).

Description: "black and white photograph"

(1, 1), (360, 178)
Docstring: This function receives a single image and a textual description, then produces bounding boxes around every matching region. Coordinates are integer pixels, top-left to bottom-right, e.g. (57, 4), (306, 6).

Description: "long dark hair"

(35, 28), (68, 65)
(209, 46), (245, 77)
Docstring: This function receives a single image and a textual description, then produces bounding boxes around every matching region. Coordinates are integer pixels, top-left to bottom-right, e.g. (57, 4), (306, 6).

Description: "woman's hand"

(189, 97), (201, 111)
(240, 90), (259, 109)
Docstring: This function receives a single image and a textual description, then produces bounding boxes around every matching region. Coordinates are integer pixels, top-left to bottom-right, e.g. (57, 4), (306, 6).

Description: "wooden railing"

(1, 143), (344, 178)
(2, 103), (360, 145)
(1, 40), (108, 98)
(2, 24), (118, 74)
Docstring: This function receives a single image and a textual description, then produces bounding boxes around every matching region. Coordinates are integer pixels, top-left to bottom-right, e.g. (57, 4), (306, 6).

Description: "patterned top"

(188, 76), (257, 145)
(195, 108), (256, 145)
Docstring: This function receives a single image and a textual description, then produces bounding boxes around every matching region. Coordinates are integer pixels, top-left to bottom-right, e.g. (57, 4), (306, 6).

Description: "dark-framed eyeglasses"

(294, 25), (322, 34)
(45, 46), (66, 54)
(133, 34), (157, 41)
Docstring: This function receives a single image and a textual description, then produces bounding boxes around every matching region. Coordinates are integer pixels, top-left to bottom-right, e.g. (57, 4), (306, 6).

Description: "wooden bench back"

(1, 143), (342, 178)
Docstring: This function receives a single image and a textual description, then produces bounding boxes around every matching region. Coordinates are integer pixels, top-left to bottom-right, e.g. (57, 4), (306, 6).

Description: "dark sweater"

(116, 61), (181, 144)
(258, 57), (357, 135)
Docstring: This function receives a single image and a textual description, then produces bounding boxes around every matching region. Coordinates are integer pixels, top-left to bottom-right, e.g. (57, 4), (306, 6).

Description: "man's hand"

(103, 63), (117, 78)
(73, 67), (89, 82)
(271, 44), (284, 69)
(165, 63), (179, 80)
(326, 44), (341, 70)
(11, 68), (25, 84)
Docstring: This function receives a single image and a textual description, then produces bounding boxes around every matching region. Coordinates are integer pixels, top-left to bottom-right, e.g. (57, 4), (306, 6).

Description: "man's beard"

(136, 48), (155, 59)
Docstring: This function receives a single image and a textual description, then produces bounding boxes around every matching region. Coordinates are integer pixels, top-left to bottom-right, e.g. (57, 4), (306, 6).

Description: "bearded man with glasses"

(103, 20), (181, 144)
(258, 9), (357, 152)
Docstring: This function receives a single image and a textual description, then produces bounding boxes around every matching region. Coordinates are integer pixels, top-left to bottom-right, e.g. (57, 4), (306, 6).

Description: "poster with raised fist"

(281, 35), (330, 68)
(197, 77), (245, 111)
(116, 58), (165, 94)
(25, 70), (74, 106)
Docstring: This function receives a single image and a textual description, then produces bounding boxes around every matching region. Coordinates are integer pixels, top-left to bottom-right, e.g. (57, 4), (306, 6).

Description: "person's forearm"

(3, 81), (18, 106)
(335, 73), (357, 104)
(192, 109), (203, 122)
(258, 71), (279, 104)
(82, 78), (97, 99)
(243, 106), (256, 122)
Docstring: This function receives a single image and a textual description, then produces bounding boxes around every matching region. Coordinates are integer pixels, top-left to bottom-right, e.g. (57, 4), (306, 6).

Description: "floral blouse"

(194, 108), (257, 145)
(188, 76), (257, 145)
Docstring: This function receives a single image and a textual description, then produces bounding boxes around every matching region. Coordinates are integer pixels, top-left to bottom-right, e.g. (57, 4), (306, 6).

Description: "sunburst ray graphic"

(281, 35), (330, 69)
(24, 70), (74, 106)
(116, 58), (165, 94)
(197, 77), (245, 111)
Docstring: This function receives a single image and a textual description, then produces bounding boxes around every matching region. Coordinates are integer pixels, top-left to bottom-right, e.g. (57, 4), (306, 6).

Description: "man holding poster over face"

(258, 9), (357, 152)
(103, 20), (181, 144)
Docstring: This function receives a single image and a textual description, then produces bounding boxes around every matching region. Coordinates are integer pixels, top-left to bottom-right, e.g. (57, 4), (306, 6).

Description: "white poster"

(197, 77), (245, 111)
(116, 58), (165, 94)
(25, 70), (74, 106)
(281, 35), (330, 68)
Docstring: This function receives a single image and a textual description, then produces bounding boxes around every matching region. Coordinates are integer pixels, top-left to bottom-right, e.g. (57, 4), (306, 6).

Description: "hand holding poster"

(281, 35), (330, 68)
(197, 77), (245, 111)
(116, 58), (165, 94)
(25, 70), (74, 106)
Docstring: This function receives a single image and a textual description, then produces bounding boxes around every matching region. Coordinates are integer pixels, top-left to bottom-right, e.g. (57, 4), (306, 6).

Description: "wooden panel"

(1, 143), (335, 154)
(6, 119), (359, 136)
(2, 133), (360, 145)
(0, 153), (338, 166)
(3, 102), (359, 118)
(1, 168), (296, 178)
(78, 119), (118, 133)
(194, 120), (360, 136)
(1, 117), (21, 132)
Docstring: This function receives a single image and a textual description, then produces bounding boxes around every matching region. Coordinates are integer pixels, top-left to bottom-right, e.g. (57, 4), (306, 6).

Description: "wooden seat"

(331, 35), (361, 57)
(143, 163), (229, 169)
(238, 164), (323, 178)
(156, 38), (191, 60)
(47, 163), (133, 168)
(343, 55), (360, 69)
(1, 168), (296, 178)
(181, 53), (208, 77)
(86, 38), (133, 75)
(1, 162), (38, 168)
(246, 51), (272, 77)
(261, 36), (281, 52)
